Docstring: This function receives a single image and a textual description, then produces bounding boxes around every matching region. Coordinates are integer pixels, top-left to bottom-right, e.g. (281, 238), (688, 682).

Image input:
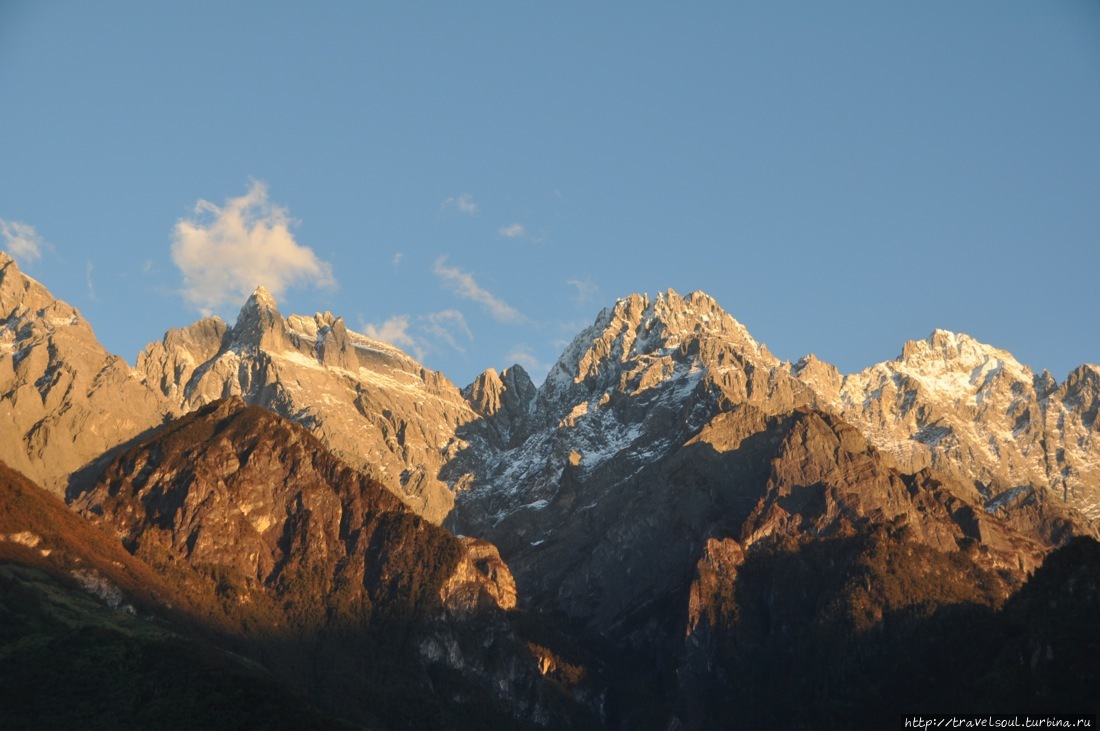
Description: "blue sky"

(1, 2), (1097, 385)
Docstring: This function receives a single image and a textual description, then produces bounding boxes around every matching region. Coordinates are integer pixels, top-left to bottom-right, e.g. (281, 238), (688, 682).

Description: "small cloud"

(504, 344), (551, 381)
(392, 252), (404, 266)
(171, 179), (335, 315)
(0, 218), (45, 264)
(433, 256), (525, 324)
(364, 315), (418, 353)
(498, 223), (526, 238)
(85, 261), (97, 301)
(441, 193), (478, 215)
(142, 259), (156, 275)
(566, 276), (600, 306)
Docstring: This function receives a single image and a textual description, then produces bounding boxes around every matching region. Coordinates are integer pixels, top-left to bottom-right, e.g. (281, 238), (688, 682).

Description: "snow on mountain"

(796, 329), (1100, 520)
(447, 289), (813, 538)
(2, 248), (1095, 531)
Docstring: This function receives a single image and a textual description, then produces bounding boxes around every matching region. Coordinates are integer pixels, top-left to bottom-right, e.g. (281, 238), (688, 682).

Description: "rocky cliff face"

(0, 253), (169, 496)
(72, 397), (596, 728)
(447, 290), (813, 539)
(796, 329), (1100, 520)
(136, 288), (477, 523)
(441, 289), (1094, 728)
(74, 397), (512, 623)
(447, 293), (1081, 631)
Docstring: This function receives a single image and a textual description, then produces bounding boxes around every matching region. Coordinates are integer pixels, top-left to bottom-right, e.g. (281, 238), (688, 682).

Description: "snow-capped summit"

(448, 289), (812, 544)
(540, 289), (804, 427)
(799, 328), (1100, 520)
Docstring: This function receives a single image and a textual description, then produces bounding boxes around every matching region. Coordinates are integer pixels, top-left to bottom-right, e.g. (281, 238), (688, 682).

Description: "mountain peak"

(231, 285), (288, 351)
(0, 248), (60, 317)
(244, 284), (278, 312)
(897, 329), (1026, 375)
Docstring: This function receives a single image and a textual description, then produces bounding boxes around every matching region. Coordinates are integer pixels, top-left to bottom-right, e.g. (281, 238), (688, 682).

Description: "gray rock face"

(0, 253), (169, 495)
(136, 288), (478, 523)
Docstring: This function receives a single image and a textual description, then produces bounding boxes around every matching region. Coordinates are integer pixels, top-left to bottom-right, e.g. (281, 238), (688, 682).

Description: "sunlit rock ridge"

(0, 250), (1096, 529)
(135, 285), (477, 523)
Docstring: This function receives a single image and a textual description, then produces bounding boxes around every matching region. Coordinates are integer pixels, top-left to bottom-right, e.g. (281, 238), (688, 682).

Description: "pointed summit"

(895, 329), (1031, 386)
(242, 284), (278, 314)
(0, 248), (65, 317)
(547, 288), (777, 399)
(232, 285), (289, 351)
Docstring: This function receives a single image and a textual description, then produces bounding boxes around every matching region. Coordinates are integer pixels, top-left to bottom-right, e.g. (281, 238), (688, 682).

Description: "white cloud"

(498, 223), (526, 238)
(0, 219), (45, 264)
(433, 257), (525, 324)
(364, 314), (418, 353)
(363, 309), (472, 360)
(392, 252), (404, 266)
(171, 180), (335, 314)
(441, 193), (478, 215)
(566, 276), (600, 306)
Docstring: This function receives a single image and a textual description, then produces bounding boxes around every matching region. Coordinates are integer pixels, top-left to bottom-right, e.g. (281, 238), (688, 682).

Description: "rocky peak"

(231, 285), (290, 352)
(500, 365), (537, 412)
(0, 254), (169, 495)
(791, 354), (842, 402)
(465, 368), (505, 416)
(1058, 364), (1100, 413)
(548, 289), (768, 391)
(897, 329), (1032, 385)
(135, 288), (478, 524)
(539, 289), (792, 423)
(314, 313), (358, 371)
(464, 365), (536, 419)
(0, 252), (77, 322)
(1035, 369), (1059, 398)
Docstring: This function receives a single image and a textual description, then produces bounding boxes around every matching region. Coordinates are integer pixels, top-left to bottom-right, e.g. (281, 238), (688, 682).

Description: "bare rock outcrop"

(0, 253), (170, 496)
(74, 397), (513, 620)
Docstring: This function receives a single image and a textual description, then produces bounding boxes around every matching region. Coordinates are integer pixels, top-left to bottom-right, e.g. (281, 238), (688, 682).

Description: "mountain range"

(1, 248), (1097, 729)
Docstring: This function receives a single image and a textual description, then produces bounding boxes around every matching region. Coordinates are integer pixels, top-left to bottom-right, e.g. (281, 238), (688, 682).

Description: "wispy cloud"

(433, 257), (525, 324)
(421, 309), (473, 353)
(566, 275), (600, 306)
(85, 261), (97, 301)
(0, 219), (45, 264)
(498, 223), (526, 238)
(441, 193), (478, 215)
(362, 309), (473, 361)
(363, 315), (416, 352)
(392, 252), (404, 266)
(504, 344), (551, 381)
(171, 180), (335, 314)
